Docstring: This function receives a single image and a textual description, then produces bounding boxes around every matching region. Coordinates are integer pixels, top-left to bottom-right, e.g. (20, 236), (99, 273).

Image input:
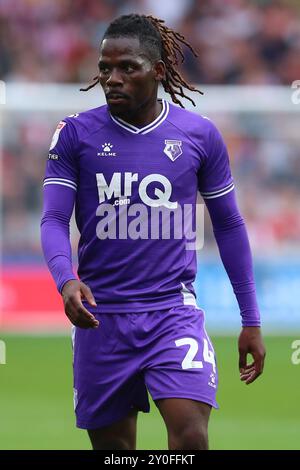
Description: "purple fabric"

(41, 100), (261, 326)
(41, 185), (77, 292)
(73, 306), (218, 429)
(205, 190), (260, 326)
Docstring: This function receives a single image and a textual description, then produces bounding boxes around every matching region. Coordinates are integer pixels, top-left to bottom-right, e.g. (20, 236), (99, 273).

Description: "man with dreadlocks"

(41, 14), (265, 450)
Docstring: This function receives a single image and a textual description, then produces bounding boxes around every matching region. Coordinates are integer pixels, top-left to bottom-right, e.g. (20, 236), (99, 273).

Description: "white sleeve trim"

(44, 177), (77, 186)
(200, 182), (234, 199)
(43, 177), (77, 191)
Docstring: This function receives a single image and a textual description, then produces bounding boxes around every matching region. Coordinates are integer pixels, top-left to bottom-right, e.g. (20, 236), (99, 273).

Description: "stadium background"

(0, 0), (300, 449)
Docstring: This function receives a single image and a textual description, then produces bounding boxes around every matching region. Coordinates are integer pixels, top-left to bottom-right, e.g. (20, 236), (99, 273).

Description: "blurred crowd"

(212, 112), (300, 254)
(1, 0), (300, 85)
(1, 0), (300, 260)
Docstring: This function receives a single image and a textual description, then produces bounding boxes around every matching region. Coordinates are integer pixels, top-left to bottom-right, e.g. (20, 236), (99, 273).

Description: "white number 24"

(175, 337), (216, 373)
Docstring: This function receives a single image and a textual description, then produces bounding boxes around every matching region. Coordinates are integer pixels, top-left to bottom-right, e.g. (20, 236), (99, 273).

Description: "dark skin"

(62, 36), (266, 450)
(239, 326), (266, 385)
(98, 36), (166, 126)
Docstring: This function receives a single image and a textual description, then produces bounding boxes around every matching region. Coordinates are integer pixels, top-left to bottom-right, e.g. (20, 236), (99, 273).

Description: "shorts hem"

(76, 406), (150, 430)
(151, 393), (219, 410)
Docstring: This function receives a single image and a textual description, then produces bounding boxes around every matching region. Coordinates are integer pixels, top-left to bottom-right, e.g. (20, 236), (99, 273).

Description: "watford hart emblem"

(164, 140), (183, 161)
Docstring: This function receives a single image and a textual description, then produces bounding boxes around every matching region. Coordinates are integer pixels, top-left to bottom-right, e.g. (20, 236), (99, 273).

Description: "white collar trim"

(110, 100), (169, 135)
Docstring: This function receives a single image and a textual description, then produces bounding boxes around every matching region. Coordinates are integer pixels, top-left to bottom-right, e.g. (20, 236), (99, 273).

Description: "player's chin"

(107, 98), (129, 114)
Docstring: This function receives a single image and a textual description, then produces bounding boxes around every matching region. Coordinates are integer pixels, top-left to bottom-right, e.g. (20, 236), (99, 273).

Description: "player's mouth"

(106, 92), (129, 104)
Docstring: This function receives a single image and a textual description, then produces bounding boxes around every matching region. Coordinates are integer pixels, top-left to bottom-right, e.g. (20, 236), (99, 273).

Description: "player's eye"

(122, 64), (135, 73)
(99, 65), (110, 74)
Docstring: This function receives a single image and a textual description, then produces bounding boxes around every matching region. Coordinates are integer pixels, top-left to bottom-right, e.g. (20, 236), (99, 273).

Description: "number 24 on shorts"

(175, 337), (216, 373)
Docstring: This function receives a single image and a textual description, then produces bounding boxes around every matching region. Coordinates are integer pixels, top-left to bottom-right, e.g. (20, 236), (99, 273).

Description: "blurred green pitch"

(0, 335), (299, 450)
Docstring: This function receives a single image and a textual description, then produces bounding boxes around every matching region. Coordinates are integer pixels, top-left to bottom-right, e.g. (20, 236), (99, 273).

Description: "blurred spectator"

(1, 0), (300, 85)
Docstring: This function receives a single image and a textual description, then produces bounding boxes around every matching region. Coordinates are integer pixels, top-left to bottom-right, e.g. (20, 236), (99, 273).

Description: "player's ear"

(153, 60), (166, 82)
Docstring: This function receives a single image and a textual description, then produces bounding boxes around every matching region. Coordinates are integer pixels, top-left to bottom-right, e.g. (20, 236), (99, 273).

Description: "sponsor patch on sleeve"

(48, 153), (59, 160)
(49, 121), (66, 150)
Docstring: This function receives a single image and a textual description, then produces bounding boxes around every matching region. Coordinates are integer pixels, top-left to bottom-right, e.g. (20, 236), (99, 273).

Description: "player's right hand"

(61, 280), (99, 329)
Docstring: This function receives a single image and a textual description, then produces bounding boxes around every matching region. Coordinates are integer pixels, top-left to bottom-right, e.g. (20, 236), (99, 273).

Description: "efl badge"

(49, 121), (66, 150)
(164, 140), (183, 161)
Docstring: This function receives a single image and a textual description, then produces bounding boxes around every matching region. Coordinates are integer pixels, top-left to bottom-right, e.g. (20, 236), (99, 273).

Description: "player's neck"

(115, 99), (162, 128)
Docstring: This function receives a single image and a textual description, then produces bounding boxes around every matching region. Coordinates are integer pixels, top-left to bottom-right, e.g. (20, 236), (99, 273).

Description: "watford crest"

(164, 140), (183, 161)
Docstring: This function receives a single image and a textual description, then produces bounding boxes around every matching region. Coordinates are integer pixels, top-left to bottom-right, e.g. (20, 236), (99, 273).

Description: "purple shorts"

(72, 305), (218, 429)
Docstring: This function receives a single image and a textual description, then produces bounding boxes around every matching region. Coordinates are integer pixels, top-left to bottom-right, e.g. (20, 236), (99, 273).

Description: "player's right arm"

(40, 119), (98, 329)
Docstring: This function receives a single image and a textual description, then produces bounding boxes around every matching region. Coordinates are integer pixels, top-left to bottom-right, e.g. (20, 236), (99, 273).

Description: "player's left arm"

(198, 119), (266, 384)
(205, 190), (266, 384)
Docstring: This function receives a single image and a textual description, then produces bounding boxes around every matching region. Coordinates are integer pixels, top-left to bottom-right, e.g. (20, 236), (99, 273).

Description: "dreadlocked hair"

(80, 14), (203, 108)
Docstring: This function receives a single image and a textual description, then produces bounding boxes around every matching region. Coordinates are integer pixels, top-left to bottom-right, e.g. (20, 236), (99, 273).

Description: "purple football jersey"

(43, 99), (234, 313)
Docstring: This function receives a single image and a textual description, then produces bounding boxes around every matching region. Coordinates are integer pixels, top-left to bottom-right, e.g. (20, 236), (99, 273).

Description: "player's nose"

(106, 68), (123, 86)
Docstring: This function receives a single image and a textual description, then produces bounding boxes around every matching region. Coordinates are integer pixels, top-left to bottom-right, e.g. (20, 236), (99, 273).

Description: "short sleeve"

(44, 118), (78, 192)
(198, 119), (234, 200)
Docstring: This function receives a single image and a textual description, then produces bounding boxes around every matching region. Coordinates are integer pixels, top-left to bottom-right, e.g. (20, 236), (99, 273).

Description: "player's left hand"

(238, 327), (266, 385)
